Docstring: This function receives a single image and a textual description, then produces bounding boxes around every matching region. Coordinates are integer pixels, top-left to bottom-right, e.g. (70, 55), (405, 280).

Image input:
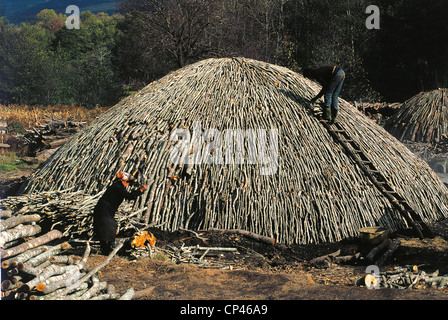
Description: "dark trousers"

(100, 240), (116, 255)
(324, 69), (345, 111)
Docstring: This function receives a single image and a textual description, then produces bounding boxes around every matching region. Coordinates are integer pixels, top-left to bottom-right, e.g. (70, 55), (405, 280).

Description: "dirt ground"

(85, 222), (448, 301)
(2, 168), (448, 302)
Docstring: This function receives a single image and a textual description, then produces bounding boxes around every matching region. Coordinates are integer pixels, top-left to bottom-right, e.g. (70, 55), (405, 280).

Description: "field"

(0, 104), (107, 132)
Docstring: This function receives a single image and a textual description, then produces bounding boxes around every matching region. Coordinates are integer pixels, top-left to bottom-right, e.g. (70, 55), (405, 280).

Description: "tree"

(0, 22), (70, 105)
(36, 9), (65, 33)
(0, 10), (125, 107)
(53, 11), (125, 106)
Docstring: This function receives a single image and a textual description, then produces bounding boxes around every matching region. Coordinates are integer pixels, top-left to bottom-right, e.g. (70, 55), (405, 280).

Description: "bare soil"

(87, 222), (448, 301)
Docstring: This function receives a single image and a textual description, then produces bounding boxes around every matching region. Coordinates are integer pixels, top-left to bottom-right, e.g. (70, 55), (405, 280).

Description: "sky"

(1, 0), (118, 24)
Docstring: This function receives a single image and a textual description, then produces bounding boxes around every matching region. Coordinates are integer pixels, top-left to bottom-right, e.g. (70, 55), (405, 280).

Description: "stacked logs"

(1, 197), (140, 300)
(0, 216), (136, 300)
(0, 189), (146, 242)
(354, 101), (402, 125)
(384, 88), (448, 146)
(18, 117), (86, 158)
(18, 58), (448, 245)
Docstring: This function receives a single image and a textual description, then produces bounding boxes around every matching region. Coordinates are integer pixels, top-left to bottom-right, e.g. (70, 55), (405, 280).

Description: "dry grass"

(0, 104), (109, 131)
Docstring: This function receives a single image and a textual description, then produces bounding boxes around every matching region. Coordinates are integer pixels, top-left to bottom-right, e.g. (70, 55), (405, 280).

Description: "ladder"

(319, 118), (434, 239)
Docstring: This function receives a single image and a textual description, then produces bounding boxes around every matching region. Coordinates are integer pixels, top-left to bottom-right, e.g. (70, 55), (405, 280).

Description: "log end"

(36, 283), (45, 292)
(1, 280), (12, 291)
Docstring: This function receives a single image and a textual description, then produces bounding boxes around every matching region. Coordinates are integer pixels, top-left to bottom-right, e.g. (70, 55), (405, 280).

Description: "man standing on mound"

(304, 65), (345, 124)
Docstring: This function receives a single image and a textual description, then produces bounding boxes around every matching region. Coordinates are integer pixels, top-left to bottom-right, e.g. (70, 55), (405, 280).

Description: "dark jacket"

(93, 180), (144, 241)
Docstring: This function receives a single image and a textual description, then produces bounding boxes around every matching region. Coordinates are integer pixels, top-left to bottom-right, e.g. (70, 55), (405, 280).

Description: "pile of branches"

(0, 210), (138, 300)
(354, 101), (402, 125)
(356, 265), (448, 291)
(158, 244), (239, 269)
(17, 117), (86, 161)
(384, 88), (448, 146)
(307, 238), (401, 269)
(436, 134), (448, 153)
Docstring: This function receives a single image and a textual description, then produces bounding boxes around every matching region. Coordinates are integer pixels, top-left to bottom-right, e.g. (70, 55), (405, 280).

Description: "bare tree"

(120, 0), (221, 68)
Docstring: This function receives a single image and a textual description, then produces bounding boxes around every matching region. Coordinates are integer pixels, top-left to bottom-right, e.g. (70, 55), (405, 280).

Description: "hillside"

(1, 0), (118, 24)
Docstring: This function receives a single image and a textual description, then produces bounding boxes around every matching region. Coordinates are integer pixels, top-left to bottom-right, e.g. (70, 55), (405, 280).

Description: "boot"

(330, 108), (338, 124)
(322, 107), (331, 121)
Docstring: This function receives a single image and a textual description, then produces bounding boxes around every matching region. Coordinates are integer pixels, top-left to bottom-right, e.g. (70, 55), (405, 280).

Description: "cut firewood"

(0, 224), (42, 247)
(310, 249), (341, 267)
(366, 239), (391, 262)
(376, 239), (401, 267)
(334, 252), (361, 264)
(120, 288), (135, 300)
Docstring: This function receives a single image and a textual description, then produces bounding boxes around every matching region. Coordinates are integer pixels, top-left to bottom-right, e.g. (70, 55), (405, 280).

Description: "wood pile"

(17, 116), (87, 162)
(0, 189), (147, 242)
(384, 88), (448, 146)
(18, 57), (448, 245)
(157, 244), (239, 270)
(0, 190), (156, 300)
(0, 212), (137, 300)
(354, 101), (402, 125)
(356, 265), (448, 290)
(306, 237), (400, 269)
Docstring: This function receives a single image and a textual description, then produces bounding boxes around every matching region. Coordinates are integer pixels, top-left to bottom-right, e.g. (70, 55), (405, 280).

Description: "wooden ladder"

(319, 119), (434, 239)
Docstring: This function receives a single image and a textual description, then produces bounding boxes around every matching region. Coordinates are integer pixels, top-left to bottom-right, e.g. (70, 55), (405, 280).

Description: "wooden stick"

(0, 225), (42, 248)
(0, 214), (41, 231)
(119, 288), (135, 300)
(212, 228), (275, 245)
(52, 242), (123, 299)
